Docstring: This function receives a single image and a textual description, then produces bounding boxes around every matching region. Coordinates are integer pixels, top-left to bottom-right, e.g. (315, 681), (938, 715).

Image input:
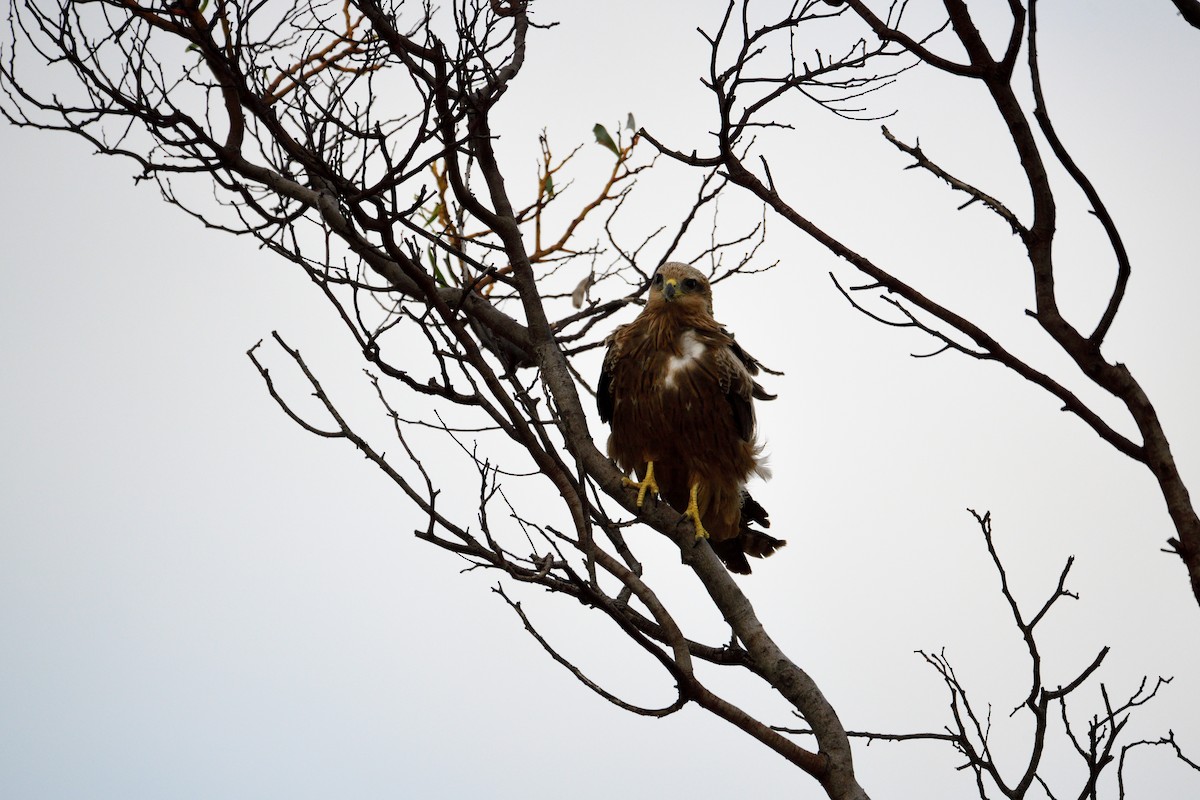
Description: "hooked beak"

(662, 278), (678, 301)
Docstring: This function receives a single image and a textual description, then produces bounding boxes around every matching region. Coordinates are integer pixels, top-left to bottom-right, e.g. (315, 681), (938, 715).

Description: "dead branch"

(645, 0), (1200, 608)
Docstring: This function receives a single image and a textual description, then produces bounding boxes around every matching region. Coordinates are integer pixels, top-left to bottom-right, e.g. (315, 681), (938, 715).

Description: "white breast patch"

(663, 330), (706, 389)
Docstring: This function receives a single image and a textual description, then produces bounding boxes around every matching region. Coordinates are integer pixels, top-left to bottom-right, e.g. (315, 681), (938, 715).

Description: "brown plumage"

(597, 262), (785, 574)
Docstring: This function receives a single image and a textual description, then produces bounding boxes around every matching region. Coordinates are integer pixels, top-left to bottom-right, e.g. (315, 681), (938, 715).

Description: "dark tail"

(711, 490), (787, 575)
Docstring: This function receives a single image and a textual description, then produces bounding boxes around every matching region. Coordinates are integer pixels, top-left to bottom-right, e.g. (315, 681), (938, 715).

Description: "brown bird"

(597, 262), (786, 574)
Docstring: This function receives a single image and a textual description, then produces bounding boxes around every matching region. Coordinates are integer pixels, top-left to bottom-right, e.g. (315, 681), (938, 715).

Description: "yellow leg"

(622, 460), (659, 508)
(684, 482), (709, 540)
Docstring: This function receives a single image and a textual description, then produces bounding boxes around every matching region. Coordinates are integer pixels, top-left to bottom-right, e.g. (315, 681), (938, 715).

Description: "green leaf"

(423, 201), (443, 227)
(544, 173), (554, 198)
(593, 123), (619, 157)
(428, 248), (447, 287)
(626, 112), (636, 132)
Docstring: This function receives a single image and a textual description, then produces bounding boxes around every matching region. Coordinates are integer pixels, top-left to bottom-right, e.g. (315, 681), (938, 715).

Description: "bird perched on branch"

(597, 262), (785, 574)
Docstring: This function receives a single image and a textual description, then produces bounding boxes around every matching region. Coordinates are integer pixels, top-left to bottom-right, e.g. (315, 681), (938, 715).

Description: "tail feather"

(741, 491), (770, 529)
(710, 490), (787, 575)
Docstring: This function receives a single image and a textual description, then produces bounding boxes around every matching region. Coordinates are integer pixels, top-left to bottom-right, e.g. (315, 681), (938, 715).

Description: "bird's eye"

(683, 278), (699, 291)
(652, 273), (663, 286)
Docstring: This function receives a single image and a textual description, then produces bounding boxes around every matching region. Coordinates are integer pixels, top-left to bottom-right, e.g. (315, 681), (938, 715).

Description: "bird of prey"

(597, 262), (785, 574)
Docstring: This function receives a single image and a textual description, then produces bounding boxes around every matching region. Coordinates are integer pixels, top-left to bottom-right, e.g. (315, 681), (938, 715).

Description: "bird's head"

(648, 262), (714, 316)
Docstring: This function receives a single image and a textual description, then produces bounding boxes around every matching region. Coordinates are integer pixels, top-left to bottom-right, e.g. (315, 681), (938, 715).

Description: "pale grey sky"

(2, 1), (1199, 798)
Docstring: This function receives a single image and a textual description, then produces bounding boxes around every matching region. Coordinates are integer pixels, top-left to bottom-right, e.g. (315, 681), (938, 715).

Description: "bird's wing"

(596, 326), (626, 424)
(712, 334), (765, 442)
(724, 327), (779, 401)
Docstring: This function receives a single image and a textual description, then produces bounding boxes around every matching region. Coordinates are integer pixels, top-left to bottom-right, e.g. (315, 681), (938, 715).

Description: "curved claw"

(622, 461), (659, 508)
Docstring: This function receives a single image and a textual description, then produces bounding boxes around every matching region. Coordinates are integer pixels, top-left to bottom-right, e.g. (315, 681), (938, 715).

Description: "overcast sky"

(2, 1), (1199, 798)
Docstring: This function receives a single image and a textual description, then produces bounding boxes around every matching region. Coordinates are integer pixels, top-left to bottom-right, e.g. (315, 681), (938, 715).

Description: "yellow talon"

(684, 483), (709, 540)
(623, 461), (659, 508)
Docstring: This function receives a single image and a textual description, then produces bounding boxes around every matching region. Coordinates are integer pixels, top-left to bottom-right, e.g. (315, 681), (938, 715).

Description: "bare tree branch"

(3, 3), (1196, 799)
(1168, 0), (1200, 29)
(645, 0), (1200, 608)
